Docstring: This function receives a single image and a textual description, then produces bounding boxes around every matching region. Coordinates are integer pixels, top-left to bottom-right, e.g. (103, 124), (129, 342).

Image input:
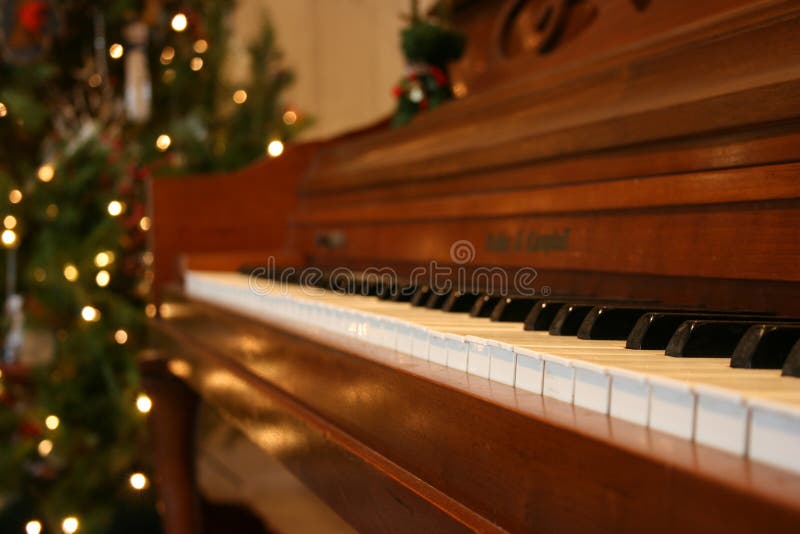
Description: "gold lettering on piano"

(486, 228), (570, 253)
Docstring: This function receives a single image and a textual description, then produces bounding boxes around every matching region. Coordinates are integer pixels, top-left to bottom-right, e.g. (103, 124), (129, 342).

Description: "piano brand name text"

(486, 229), (571, 253)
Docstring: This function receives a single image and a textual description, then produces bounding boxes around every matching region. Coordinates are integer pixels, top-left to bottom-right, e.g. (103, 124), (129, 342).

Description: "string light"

(193, 39), (208, 53)
(8, 189), (22, 203)
(81, 305), (100, 322)
(145, 303), (157, 318)
(282, 110), (297, 125)
(38, 439), (53, 457)
(25, 520), (42, 534)
(129, 472), (148, 490)
(232, 89), (247, 104)
(61, 516), (79, 534)
(190, 57), (203, 71)
(88, 73), (102, 88)
(107, 200), (124, 216)
(267, 140), (284, 158)
(162, 69), (176, 84)
(63, 264), (79, 282)
(114, 329), (128, 344)
(95, 270), (110, 287)
(136, 393), (152, 413)
(45, 414), (60, 430)
(1, 229), (16, 247)
(139, 216), (151, 231)
(4, 215), (16, 229)
(109, 43), (124, 59)
(37, 163), (55, 183)
(160, 46), (175, 65)
(171, 13), (188, 32)
(94, 251), (112, 267)
(46, 203), (58, 219)
(33, 268), (46, 282)
(155, 134), (171, 151)
(0, 102), (7, 117)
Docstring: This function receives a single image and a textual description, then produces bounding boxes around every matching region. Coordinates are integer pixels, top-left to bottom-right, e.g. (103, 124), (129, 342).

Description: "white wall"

(229, 0), (436, 140)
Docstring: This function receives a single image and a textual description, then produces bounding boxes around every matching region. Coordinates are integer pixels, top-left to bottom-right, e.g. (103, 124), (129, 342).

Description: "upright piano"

(145, 1), (800, 532)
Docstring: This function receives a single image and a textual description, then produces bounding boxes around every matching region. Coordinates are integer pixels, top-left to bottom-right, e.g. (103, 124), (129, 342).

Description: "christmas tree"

(0, 0), (305, 531)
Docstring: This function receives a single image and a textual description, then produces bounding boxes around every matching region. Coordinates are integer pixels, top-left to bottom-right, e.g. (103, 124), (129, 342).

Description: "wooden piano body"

(148, 1), (800, 532)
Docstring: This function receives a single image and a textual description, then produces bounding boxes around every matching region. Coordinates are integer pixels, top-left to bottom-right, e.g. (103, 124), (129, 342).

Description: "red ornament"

(391, 85), (404, 98)
(17, 1), (48, 35)
(428, 66), (447, 86)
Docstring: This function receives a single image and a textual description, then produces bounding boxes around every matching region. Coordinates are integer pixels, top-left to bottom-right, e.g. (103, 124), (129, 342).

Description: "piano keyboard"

(183, 270), (800, 475)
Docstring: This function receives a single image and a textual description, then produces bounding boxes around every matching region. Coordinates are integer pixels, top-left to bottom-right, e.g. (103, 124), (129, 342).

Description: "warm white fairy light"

(190, 57), (203, 71)
(155, 134), (171, 151)
(232, 89), (247, 104)
(109, 43), (124, 59)
(45, 414), (60, 430)
(4, 215), (16, 229)
(81, 305), (100, 322)
(9, 189), (22, 204)
(136, 393), (152, 413)
(61, 516), (79, 534)
(138, 216), (151, 231)
(0, 102), (7, 117)
(171, 13), (188, 32)
(282, 110), (297, 125)
(160, 46), (175, 65)
(193, 39), (208, 53)
(1, 229), (16, 247)
(114, 329), (128, 344)
(25, 520), (42, 534)
(63, 264), (79, 282)
(37, 163), (55, 183)
(88, 73), (102, 88)
(95, 270), (110, 287)
(107, 200), (123, 216)
(38, 439), (53, 457)
(129, 472), (148, 490)
(145, 303), (157, 318)
(46, 203), (58, 219)
(94, 251), (111, 267)
(267, 140), (284, 158)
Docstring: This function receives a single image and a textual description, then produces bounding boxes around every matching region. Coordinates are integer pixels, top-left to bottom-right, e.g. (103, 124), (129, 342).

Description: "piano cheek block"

(749, 402), (800, 474)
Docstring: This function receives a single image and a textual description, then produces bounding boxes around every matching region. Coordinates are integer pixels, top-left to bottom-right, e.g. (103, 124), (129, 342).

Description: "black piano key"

(577, 307), (659, 340)
(425, 290), (451, 309)
(490, 297), (540, 322)
(470, 295), (501, 318)
(442, 291), (480, 313)
(390, 286), (416, 302)
(549, 304), (595, 336)
(628, 312), (746, 350)
(524, 300), (565, 331)
(782, 339), (800, 378)
(665, 320), (798, 357)
(731, 325), (800, 369)
(410, 286), (432, 307)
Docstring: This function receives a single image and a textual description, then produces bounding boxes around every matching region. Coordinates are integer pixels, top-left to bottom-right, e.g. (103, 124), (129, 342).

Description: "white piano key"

(649, 376), (695, 440)
(395, 322), (413, 354)
(488, 341), (516, 386)
(428, 332), (448, 366)
(410, 326), (430, 360)
(694, 385), (748, 456)
(543, 354), (575, 403)
(381, 318), (398, 350)
(466, 336), (491, 378)
(514, 348), (544, 394)
(573, 360), (610, 414)
(610, 369), (650, 426)
(445, 334), (468, 371)
(748, 400), (800, 474)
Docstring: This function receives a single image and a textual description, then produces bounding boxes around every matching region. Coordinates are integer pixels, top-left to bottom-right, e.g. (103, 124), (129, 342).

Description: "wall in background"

(228, 0), (436, 140)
